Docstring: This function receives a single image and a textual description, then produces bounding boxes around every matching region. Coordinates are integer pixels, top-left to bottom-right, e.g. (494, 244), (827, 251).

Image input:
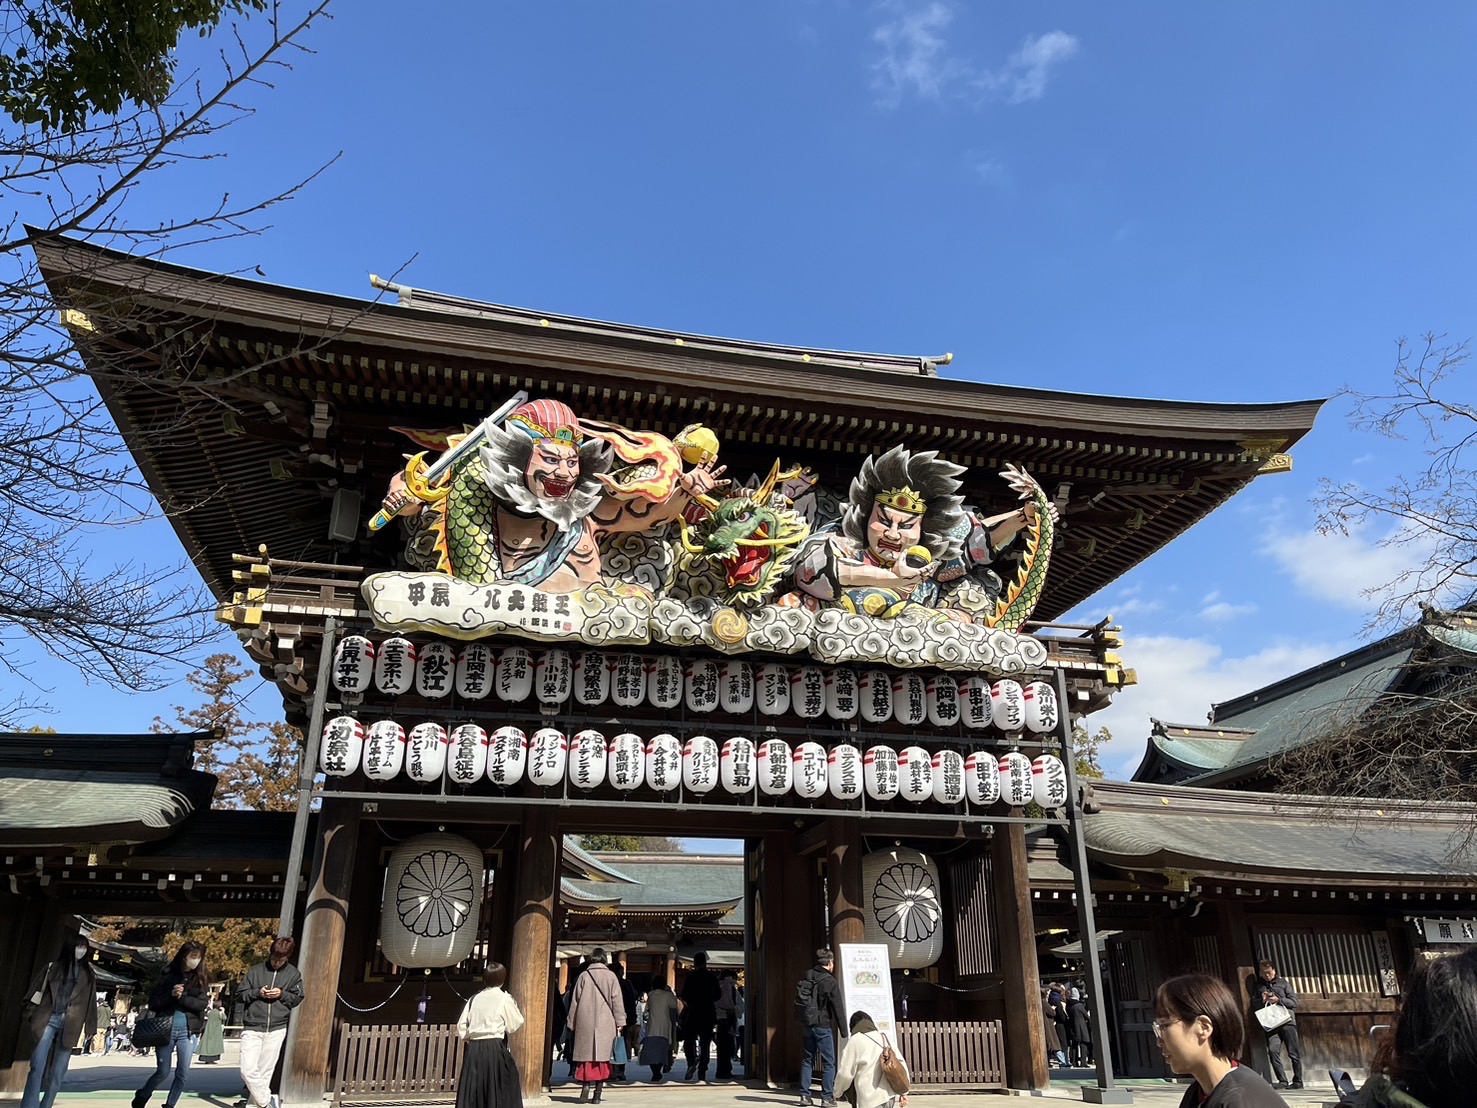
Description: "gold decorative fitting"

(1238, 437), (1289, 461)
(59, 308), (96, 333)
(876, 486), (927, 515)
(1257, 453), (1294, 475)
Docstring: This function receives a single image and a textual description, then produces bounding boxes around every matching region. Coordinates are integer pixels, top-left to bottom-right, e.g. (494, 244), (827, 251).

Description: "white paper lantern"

(965, 751), (1001, 805)
(685, 660), (720, 714)
(892, 675), (927, 727)
(720, 737), (756, 795)
(720, 660), (754, 714)
(756, 664), (790, 716)
(486, 726), (527, 787)
(414, 642), (455, 700)
(455, 644), (495, 700)
(926, 676), (960, 728)
(898, 745), (933, 802)
(607, 732), (645, 791)
(864, 745), (900, 801)
(990, 679), (1026, 733)
(379, 832), (483, 968)
(569, 729), (607, 790)
(1032, 754), (1069, 808)
(792, 741), (828, 799)
(613, 653), (647, 708)
(998, 751), (1033, 806)
(406, 723), (449, 783)
(862, 847), (943, 969)
(649, 656), (684, 710)
(960, 675), (991, 729)
(331, 637), (374, 694)
(363, 720), (406, 781)
(535, 649), (572, 706)
(682, 736), (720, 794)
(374, 638), (416, 696)
(860, 671), (893, 724)
(828, 744), (863, 800)
(645, 733), (682, 792)
(496, 647), (533, 703)
(758, 738), (793, 796)
(528, 727), (567, 787)
(573, 651), (610, 706)
(446, 724), (487, 786)
(931, 749), (965, 804)
(1024, 681), (1060, 734)
(788, 667), (826, 720)
(319, 716), (363, 776)
(824, 668), (859, 720)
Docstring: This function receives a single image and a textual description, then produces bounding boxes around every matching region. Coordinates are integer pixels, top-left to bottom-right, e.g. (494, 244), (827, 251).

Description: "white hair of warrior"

(477, 421), (611, 532)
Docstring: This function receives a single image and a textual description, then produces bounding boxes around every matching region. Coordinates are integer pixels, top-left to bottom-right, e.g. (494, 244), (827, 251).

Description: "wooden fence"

(332, 1023), (463, 1106)
(896, 1020), (1007, 1088)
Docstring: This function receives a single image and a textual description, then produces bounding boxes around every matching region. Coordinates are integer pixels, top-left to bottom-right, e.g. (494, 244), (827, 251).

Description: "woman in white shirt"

(834, 1011), (910, 1108)
(456, 963), (526, 1108)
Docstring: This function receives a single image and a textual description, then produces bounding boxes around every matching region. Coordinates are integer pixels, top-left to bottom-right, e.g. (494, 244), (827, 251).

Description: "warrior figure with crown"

(376, 398), (725, 594)
(788, 444), (1040, 621)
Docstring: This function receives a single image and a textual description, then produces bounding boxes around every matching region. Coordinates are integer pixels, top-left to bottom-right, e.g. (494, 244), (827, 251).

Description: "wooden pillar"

(1216, 901), (1265, 1072)
(0, 894), (62, 1096)
(759, 832), (816, 1087)
(992, 823), (1047, 1091)
(282, 798), (361, 1107)
(827, 818), (865, 949)
(507, 807), (559, 1101)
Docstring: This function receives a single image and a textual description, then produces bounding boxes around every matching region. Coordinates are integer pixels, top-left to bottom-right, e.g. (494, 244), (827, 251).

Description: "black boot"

(592, 1082), (604, 1104)
(578, 1084), (590, 1103)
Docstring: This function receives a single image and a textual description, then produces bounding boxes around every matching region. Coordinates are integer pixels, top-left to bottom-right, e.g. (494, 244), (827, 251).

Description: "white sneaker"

(270, 1096), (281, 1108)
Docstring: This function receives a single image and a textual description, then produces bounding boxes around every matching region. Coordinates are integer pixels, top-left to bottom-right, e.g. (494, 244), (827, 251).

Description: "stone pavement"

(34, 1045), (1355, 1108)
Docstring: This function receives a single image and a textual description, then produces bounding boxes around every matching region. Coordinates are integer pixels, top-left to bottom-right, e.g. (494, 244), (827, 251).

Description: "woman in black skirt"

(456, 962), (525, 1108)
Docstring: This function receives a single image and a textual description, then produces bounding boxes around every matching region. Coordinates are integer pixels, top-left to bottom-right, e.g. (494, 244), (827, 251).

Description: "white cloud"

(1201, 589), (1221, 605)
(1261, 519), (1439, 612)
(969, 152), (1009, 187)
(993, 30), (1081, 103)
(1200, 601), (1257, 622)
(1352, 454), (1376, 466)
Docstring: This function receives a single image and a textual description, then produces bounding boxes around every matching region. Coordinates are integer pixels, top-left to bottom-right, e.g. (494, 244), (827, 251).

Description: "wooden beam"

(992, 823), (1047, 1091)
(507, 807), (559, 1100)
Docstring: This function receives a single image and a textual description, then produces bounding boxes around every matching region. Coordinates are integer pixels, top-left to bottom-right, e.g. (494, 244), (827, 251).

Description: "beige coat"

(835, 1030), (910, 1108)
(565, 963), (625, 1063)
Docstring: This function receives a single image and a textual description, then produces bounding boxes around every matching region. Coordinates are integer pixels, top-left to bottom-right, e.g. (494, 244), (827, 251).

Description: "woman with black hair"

(1355, 946), (1477, 1108)
(1153, 974), (1287, 1107)
(20, 931), (98, 1108)
(455, 962), (524, 1108)
(132, 941), (210, 1108)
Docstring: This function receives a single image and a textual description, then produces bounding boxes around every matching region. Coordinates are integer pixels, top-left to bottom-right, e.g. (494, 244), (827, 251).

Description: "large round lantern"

(965, 751), (1001, 805)
(569, 729), (607, 790)
(898, 745), (932, 801)
(998, 751), (1033, 806)
(864, 745), (900, 801)
(960, 676), (991, 729)
(757, 738), (793, 796)
(1024, 681), (1059, 734)
(685, 660), (720, 713)
(379, 832), (482, 968)
(824, 668), (859, 721)
(528, 728), (567, 787)
(496, 647), (533, 703)
(828, 744), (863, 800)
(613, 653), (646, 708)
(573, 651), (610, 706)
(1032, 754), (1069, 808)
(926, 676), (960, 728)
(373, 638), (416, 696)
(792, 742), (828, 799)
(990, 679), (1026, 732)
(892, 675), (927, 727)
(682, 736), (720, 794)
(756, 664), (790, 716)
(645, 733), (682, 792)
(720, 737), (756, 795)
(931, 749), (965, 804)
(363, 720), (406, 781)
(331, 636), (374, 694)
(455, 644), (495, 700)
(862, 847), (943, 968)
(791, 667), (826, 720)
(535, 649), (572, 706)
(649, 656), (684, 710)
(607, 732), (645, 791)
(406, 722), (449, 783)
(319, 716), (363, 776)
(414, 642), (455, 700)
(860, 671), (893, 724)
(720, 660), (754, 714)
(486, 726), (527, 787)
(446, 724), (487, 787)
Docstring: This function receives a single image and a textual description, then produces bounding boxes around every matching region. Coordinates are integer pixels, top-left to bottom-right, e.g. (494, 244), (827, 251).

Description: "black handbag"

(133, 1013), (172, 1049)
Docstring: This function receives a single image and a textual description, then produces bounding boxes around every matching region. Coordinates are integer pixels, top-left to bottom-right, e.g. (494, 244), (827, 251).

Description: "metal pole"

(277, 616), (341, 936)
(1055, 668), (1133, 1105)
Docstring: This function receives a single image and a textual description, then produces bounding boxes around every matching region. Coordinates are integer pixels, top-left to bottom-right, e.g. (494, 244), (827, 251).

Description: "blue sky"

(13, 2), (1477, 794)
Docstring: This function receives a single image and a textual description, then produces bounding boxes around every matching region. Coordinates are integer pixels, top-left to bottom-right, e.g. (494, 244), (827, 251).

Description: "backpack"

(873, 1033), (910, 1095)
(793, 975), (819, 1026)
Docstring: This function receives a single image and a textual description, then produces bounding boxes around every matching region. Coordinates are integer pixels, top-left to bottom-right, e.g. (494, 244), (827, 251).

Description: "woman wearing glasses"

(1152, 975), (1287, 1107)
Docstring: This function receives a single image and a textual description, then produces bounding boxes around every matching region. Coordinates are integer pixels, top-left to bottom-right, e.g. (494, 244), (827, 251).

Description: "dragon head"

(681, 462), (810, 606)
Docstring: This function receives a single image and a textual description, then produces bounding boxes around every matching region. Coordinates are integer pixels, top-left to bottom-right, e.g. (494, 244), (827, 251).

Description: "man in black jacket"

(235, 938), (304, 1108)
(680, 952), (721, 1082)
(1254, 959), (1303, 1090)
(797, 948), (842, 1107)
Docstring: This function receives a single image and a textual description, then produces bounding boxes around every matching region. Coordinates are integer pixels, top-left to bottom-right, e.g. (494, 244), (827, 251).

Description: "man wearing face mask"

(236, 937), (304, 1108)
(20, 932), (98, 1108)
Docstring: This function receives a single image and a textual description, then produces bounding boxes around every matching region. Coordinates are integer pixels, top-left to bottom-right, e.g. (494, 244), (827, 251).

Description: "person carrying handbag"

(132, 942), (211, 1108)
(1254, 960), (1304, 1090)
(834, 1011), (910, 1108)
(20, 931), (99, 1108)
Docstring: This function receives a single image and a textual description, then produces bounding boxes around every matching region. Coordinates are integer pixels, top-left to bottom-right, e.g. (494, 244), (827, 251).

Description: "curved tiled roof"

(0, 769), (215, 847)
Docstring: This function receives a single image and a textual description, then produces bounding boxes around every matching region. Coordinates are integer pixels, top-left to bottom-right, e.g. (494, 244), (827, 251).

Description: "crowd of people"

(1041, 979), (1094, 1068)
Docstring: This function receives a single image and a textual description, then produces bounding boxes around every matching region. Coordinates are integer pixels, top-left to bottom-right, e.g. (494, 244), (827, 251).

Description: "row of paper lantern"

(318, 717), (1071, 808)
(331, 637), (1059, 733)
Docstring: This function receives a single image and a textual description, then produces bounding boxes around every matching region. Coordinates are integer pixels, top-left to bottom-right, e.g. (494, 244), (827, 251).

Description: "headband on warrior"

(876, 486), (927, 515)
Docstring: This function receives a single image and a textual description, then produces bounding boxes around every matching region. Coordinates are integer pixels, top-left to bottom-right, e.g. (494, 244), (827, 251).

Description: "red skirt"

(574, 1062), (612, 1083)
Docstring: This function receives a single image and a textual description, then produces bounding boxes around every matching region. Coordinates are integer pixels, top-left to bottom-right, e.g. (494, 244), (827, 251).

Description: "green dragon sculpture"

(677, 462), (811, 608)
(987, 464), (1058, 632)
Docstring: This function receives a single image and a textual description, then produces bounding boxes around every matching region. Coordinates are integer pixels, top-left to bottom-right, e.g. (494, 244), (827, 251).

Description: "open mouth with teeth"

(540, 476), (574, 499)
(721, 526), (774, 588)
